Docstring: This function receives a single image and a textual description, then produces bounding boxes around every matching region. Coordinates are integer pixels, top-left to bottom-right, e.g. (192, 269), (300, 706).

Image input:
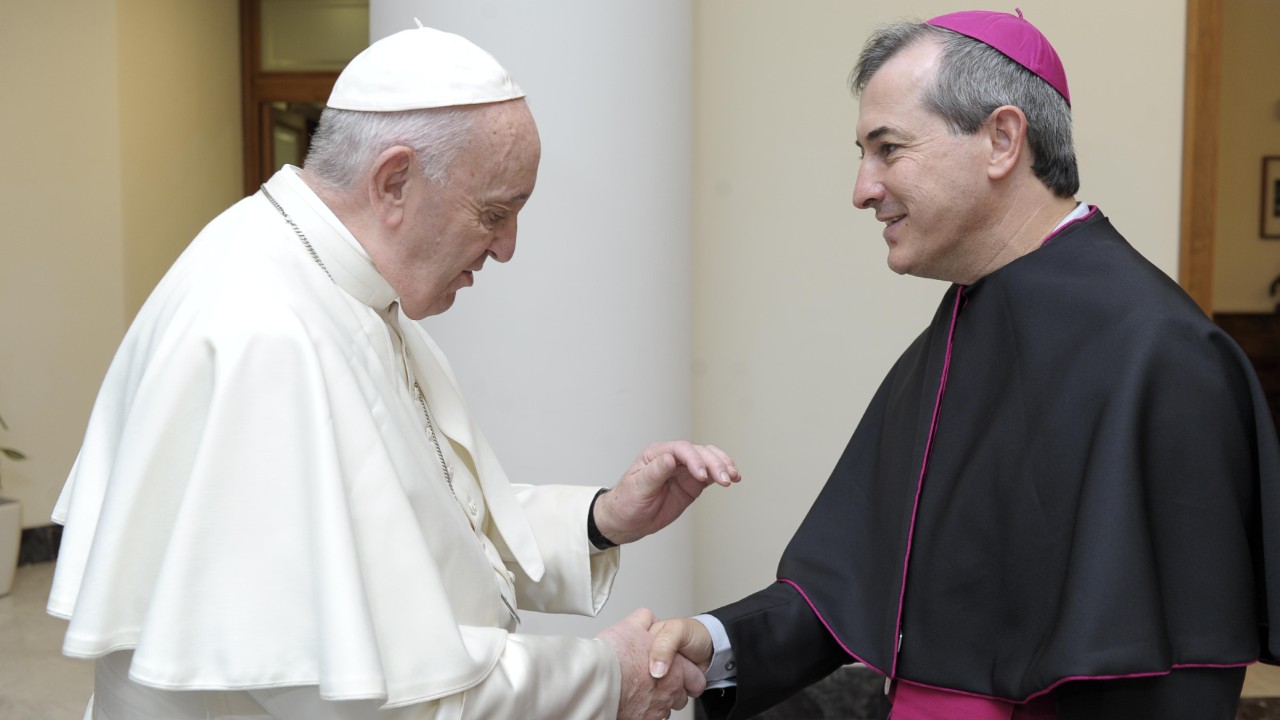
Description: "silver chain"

(261, 184), (456, 499)
(261, 185), (334, 283)
(414, 380), (457, 498)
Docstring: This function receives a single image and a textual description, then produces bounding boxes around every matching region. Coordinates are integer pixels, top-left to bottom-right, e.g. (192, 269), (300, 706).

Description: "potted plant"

(0, 412), (26, 597)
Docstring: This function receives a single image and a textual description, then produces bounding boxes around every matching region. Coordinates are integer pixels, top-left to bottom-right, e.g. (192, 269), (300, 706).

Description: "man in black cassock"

(648, 9), (1280, 720)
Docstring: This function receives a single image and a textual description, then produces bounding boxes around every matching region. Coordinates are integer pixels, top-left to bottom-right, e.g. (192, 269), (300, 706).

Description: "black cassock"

(704, 209), (1280, 719)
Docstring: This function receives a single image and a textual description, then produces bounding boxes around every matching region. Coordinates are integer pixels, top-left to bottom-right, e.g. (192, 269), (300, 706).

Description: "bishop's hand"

(648, 617), (714, 681)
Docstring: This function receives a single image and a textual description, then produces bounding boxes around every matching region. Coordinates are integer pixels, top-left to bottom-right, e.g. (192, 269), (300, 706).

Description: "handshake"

(596, 610), (716, 720)
(587, 441), (739, 719)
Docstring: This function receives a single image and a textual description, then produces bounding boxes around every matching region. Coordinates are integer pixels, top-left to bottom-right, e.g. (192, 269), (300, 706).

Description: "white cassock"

(47, 166), (624, 719)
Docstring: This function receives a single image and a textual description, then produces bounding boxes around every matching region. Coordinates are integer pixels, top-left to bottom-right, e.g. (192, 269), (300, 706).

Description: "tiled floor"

(1250, 657), (1280, 697)
(0, 563), (93, 719)
(4, 561), (1280, 719)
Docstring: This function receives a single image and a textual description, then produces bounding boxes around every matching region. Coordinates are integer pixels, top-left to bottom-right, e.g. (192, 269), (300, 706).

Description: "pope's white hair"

(303, 105), (480, 190)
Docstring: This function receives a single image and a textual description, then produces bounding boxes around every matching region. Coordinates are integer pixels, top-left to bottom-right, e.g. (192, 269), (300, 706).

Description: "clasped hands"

(592, 441), (734, 720)
(597, 610), (708, 720)
(596, 613), (716, 720)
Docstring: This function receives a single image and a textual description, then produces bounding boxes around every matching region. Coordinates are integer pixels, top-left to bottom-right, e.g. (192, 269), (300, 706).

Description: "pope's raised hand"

(593, 441), (739, 546)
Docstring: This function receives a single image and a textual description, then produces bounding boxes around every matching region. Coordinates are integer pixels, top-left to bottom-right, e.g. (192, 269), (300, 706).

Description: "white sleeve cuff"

(694, 614), (738, 689)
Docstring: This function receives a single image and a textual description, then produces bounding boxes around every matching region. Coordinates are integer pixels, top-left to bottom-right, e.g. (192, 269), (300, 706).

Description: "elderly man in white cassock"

(47, 25), (735, 720)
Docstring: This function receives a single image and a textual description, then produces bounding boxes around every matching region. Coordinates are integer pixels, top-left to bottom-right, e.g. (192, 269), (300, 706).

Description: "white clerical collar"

(1052, 201), (1090, 233)
(264, 166), (399, 311)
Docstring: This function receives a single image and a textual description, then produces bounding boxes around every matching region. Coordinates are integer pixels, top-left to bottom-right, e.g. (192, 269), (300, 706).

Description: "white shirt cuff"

(693, 613), (737, 689)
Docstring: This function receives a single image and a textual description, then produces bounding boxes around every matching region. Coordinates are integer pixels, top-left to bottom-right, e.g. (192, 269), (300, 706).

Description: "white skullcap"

(327, 23), (524, 112)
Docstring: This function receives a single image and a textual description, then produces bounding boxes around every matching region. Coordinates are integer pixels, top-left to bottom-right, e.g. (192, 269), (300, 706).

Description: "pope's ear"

(368, 146), (416, 226)
(986, 105), (1027, 182)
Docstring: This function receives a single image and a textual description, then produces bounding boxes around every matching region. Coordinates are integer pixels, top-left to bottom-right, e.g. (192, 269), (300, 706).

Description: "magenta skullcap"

(926, 8), (1070, 105)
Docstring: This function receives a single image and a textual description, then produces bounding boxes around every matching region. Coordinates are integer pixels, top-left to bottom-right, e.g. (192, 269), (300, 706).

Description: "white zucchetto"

(327, 24), (525, 112)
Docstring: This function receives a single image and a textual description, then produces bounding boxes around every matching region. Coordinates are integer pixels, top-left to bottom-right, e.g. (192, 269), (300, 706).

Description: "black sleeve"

(699, 582), (853, 720)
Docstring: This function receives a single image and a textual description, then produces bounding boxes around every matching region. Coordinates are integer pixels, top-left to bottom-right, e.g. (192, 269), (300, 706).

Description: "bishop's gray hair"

(303, 105), (480, 190)
(850, 22), (1079, 198)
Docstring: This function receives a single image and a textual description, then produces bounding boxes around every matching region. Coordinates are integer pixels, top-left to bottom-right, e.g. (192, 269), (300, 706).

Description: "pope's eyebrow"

(484, 192), (532, 208)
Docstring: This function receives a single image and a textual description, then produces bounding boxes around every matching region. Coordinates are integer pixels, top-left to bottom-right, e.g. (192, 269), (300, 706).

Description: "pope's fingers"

(625, 607), (659, 631)
(691, 443), (736, 487)
(652, 441), (707, 482)
(635, 441), (708, 483)
(632, 452), (678, 496)
(700, 444), (740, 484)
(632, 441), (740, 489)
(666, 441), (736, 487)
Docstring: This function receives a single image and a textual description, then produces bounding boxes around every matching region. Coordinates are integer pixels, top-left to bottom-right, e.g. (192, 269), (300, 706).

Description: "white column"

(370, 0), (695, 644)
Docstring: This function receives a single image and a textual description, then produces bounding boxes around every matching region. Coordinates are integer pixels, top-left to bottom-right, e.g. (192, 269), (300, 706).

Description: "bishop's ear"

(986, 105), (1028, 182)
(369, 145), (417, 226)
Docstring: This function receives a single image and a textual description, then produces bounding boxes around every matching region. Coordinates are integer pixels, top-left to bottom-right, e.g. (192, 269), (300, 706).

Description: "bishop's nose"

(852, 162), (884, 210)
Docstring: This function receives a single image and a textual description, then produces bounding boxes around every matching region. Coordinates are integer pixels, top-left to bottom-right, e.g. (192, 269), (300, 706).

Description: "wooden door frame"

(1179, 0), (1223, 315)
(239, 0), (341, 196)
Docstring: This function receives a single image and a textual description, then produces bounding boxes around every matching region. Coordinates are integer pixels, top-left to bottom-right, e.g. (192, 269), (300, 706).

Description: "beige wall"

(1213, 0), (1280, 313)
(0, 0), (240, 528)
(0, 1), (127, 526)
(691, 1), (1189, 608)
(0, 1), (1197, 574)
(118, 0), (242, 318)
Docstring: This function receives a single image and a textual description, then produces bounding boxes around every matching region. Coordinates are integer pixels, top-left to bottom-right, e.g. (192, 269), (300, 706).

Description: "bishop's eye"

(484, 211), (506, 227)
(880, 143), (899, 157)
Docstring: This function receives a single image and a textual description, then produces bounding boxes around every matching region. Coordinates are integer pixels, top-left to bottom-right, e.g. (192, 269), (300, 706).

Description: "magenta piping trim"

(777, 578), (887, 676)
(779, 575), (1252, 703)
(893, 661), (1255, 705)
(889, 284), (965, 676)
(1040, 205), (1099, 247)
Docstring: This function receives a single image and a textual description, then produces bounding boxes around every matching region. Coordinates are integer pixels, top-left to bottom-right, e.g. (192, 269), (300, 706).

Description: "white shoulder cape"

(48, 169), (548, 708)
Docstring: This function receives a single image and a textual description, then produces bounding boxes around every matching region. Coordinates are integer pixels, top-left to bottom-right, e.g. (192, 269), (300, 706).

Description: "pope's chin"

(407, 292), (458, 320)
(412, 274), (474, 319)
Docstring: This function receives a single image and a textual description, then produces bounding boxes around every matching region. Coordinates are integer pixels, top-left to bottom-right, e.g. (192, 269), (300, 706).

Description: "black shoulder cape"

(777, 210), (1280, 701)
